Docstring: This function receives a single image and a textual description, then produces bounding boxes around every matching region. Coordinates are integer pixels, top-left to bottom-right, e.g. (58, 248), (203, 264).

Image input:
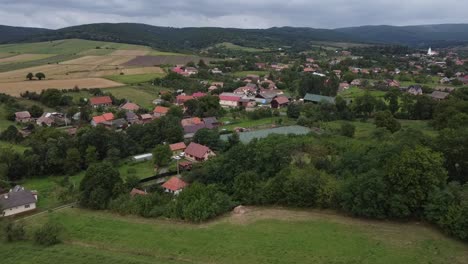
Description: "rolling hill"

(2, 23), (468, 51)
(0, 25), (52, 43)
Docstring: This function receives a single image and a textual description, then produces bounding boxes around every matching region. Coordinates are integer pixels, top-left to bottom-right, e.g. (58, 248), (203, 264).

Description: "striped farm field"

(0, 54), (55, 64)
(0, 78), (124, 96)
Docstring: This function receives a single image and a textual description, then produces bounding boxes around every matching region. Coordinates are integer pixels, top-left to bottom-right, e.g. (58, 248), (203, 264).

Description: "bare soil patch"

(111, 49), (150, 56)
(60, 55), (135, 66)
(0, 78), (124, 96)
(124, 55), (213, 66)
(0, 54), (53, 64)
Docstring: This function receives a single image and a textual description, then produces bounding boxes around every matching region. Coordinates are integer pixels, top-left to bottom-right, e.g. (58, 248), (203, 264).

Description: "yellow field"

(0, 55), (163, 82)
(0, 78), (124, 96)
(0, 53), (54, 64)
(60, 55), (135, 66)
(110, 49), (150, 56)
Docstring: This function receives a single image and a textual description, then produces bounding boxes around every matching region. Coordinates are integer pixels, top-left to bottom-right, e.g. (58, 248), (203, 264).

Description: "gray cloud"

(0, 0), (467, 29)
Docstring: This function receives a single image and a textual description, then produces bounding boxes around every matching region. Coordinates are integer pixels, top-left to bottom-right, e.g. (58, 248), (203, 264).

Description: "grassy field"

(106, 85), (162, 108)
(0, 39), (150, 55)
(105, 72), (166, 84)
(64, 85), (161, 109)
(231, 71), (269, 77)
(339, 86), (386, 99)
(220, 116), (294, 130)
(118, 160), (156, 179)
(322, 119), (437, 138)
(148, 50), (187, 56)
(215, 42), (268, 52)
(0, 105), (16, 132)
(2, 207), (466, 264)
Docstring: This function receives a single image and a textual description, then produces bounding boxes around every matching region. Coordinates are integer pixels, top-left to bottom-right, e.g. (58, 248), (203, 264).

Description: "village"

(1, 42), (467, 218)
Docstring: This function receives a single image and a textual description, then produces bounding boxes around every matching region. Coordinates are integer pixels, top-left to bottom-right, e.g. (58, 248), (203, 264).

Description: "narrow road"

(16, 202), (77, 222)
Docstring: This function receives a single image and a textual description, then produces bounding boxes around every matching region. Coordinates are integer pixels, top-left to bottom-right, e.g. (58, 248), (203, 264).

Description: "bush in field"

(169, 183), (233, 222)
(3, 221), (26, 242)
(33, 220), (63, 246)
(340, 122), (355, 138)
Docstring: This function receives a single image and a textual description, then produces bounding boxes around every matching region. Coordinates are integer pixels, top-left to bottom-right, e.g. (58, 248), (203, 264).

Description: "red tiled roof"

(93, 113), (114, 124)
(15, 111), (31, 119)
(170, 142), (187, 152)
(130, 188), (147, 197)
(162, 177), (188, 192)
(121, 102), (140, 111)
(273, 96), (289, 105)
(192, 92), (206, 98)
(102, 113), (114, 121)
(181, 117), (202, 127)
(219, 95), (241, 102)
(176, 95), (194, 104)
(90, 96), (112, 106)
(153, 106), (169, 114)
(185, 142), (212, 159)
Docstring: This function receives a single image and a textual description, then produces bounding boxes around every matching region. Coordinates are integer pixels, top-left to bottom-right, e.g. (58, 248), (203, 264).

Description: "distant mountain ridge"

(2, 23), (468, 51)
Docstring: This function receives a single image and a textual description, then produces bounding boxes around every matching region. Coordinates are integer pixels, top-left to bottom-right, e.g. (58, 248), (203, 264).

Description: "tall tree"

(79, 162), (122, 209)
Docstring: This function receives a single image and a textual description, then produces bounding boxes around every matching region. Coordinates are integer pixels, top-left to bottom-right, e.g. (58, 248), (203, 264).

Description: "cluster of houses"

(0, 185), (38, 217)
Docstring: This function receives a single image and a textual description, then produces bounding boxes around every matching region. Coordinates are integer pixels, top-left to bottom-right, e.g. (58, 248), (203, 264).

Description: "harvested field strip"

(0, 78), (124, 97)
(0, 54), (80, 73)
(110, 49), (150, 56)
(0, 54), (54, 64)
(123, 55), (214, 66)
(0, 62), (164, 82)
(60, 55), (136, 66)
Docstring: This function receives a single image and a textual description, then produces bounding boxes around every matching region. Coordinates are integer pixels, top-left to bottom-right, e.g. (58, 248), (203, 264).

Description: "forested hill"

(0, 25), (52, 43)
(2, 23), (358, 51)
(336, 24), (468, 47)
(3, 23), (468, 51)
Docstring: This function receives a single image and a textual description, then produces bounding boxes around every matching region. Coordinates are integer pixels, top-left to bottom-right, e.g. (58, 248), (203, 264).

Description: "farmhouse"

(271, 96), (290, 109)
(185, 142), (215, 162)
(219, 93), (242, 108)
(162, 176), (188, 195)
(176, 95), (194, 105)
(431, 91), (450, 101)
(125, 111), (139, 124)
(0, 186), (37, 217)
(37, 112), (70, 127)
(140, 114), (154, 124)
(120, 102), (140, 112)
(153, 106), (169, 118)
(15, 111), (32, 123)
(92, 113), (114, 126)
(90, 96), (113, 108)
(304, 94), (336, 104)
(170, 142), (187, 154)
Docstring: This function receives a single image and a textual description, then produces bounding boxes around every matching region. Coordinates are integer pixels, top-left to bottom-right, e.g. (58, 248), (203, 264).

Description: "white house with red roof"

(89, 96), (112, 108)
(219, 93), (242, 108)
(91, 113), (115, 126)
(153, 106), (169, 118)
(170, 142), (187, 154)
(162, 176), (188, 195)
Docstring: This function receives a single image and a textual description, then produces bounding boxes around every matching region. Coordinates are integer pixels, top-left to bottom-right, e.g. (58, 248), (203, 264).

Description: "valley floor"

(2, 207), (467, 264)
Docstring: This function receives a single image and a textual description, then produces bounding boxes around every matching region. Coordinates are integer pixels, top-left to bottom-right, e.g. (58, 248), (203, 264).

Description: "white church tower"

(428, 47), (434, 56)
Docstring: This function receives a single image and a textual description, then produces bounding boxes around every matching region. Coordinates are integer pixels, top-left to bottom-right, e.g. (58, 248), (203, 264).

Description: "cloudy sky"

(0, 0), (467, 29)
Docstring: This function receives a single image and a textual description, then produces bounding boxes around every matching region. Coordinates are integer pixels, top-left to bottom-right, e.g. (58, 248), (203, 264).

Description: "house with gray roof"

(0, 186), (37, 217)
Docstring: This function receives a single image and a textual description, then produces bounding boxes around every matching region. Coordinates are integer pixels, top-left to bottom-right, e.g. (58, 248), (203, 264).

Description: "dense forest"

(3, 23), (468, 51)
